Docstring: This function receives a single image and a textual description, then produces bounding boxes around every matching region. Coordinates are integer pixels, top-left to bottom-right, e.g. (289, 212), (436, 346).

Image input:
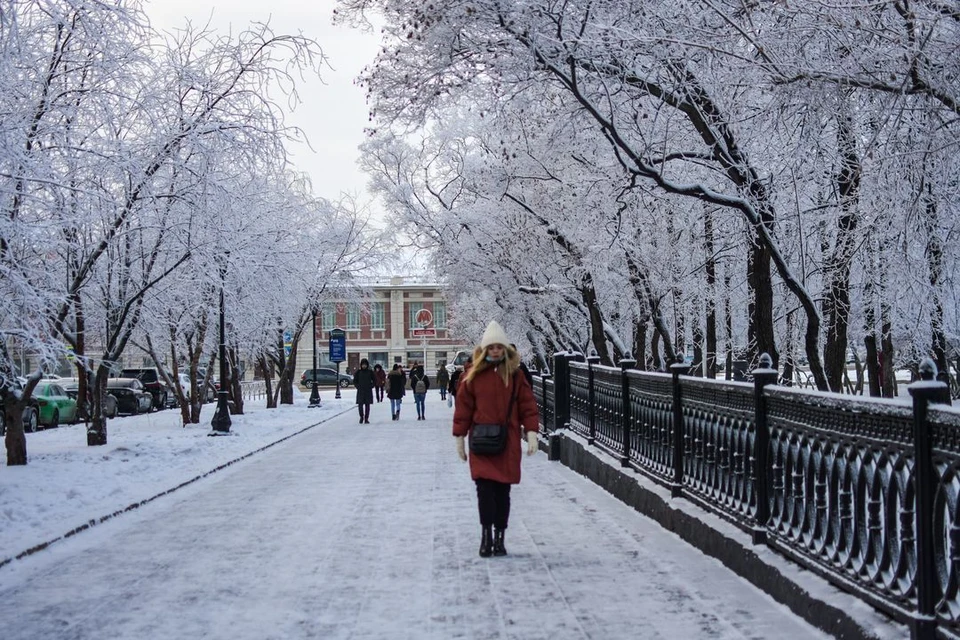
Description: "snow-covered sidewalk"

(0, 388), (353, 563)
(0, 392), (830, 639)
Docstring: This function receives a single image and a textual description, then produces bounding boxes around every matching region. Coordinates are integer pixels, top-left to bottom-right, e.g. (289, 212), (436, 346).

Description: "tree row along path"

(0, 394), (827, 639)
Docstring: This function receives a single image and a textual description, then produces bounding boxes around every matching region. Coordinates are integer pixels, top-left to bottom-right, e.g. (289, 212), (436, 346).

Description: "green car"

(34, 382), (78, 429)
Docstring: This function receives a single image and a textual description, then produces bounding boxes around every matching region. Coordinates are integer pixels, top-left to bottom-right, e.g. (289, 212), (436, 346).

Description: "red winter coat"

(452, 365), (540, 484)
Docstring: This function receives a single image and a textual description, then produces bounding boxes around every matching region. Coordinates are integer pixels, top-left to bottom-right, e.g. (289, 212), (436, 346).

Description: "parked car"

(33, 381), (78, 428)
(446, 350), (471, 374)
(106, 378), (154, 415)
(59, 378), (119, 419)
(0, 375), (40, 434)
(119, 368), (169, 410)
(300, 368), (353, 388)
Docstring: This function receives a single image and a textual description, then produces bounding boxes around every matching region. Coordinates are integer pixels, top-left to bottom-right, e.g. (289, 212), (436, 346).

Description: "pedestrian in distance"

(387, 363), (406, 420)
(436, 364), (450, 401)
(410, 366), (430, 420)
(353, 359), (376, 424)
(373, 363), (387, 403)
(511, 344), (534, 387)
(453, 320), (540, 558)
(448, 367), (462, 408)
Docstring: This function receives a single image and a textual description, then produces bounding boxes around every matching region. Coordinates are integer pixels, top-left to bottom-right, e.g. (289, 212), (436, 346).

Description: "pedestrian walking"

(436, 365), (449, 401)
(410, 366), (430, 420)
(448, 367), (462, 408)
(387, 363), (406, 420)
(373, 363), (387, 403)
(452, 320), (539, 558)
(353, 359), (375, 423)
(510, 344), (534, 387)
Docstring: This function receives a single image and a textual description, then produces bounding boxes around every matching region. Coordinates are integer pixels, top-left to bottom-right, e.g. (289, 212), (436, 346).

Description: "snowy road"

(0, 394), (828, 639)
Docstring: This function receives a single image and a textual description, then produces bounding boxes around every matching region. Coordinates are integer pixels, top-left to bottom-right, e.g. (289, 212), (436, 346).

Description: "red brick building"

(296, 276), (469, 376)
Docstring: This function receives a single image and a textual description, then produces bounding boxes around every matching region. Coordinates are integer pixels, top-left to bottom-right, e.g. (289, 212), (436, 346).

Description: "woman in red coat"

(453, 320), (540, 557)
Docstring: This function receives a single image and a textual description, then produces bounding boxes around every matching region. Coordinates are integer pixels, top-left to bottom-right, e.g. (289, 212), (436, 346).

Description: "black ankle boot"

(493, 528), (507, 556)
(479, 526), (493, 558)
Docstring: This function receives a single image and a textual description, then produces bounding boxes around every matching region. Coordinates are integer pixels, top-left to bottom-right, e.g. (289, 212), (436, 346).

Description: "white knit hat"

(480, 320), (511, 349)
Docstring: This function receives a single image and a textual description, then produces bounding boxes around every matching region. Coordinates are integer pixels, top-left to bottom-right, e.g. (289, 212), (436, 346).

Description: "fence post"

(587, 350), (601, 445)
(752, 353), (778, 545)
(619, 354), (637, 467)
(908, 358), (950, 640)
(553, 352), (571, 432)
(670, 361), (690, 498)
(539, 371), (552, 433)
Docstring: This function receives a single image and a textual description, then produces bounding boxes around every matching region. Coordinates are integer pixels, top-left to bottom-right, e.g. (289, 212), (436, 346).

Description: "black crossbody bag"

(469, 377), (517, 456)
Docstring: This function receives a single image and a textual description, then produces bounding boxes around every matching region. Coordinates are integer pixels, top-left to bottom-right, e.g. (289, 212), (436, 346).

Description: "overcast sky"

(146, 0), (382, 208)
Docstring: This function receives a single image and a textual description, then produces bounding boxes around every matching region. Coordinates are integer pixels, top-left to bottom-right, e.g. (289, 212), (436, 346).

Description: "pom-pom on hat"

(480, 320), (511, 349)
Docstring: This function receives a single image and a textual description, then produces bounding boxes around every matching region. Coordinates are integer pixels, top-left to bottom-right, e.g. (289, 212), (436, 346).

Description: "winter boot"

(479, 526), (493, 558)
(493, 529), (507, 556)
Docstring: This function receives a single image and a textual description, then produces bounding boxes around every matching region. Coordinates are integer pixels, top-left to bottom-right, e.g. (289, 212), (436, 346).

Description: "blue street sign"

(329, 328), (346, 363)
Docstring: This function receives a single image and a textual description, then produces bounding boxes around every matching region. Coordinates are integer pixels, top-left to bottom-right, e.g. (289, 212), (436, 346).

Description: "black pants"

(476, 479), (511, 529)
(375, 386), (384, 402)
(358, 404), (370, 420)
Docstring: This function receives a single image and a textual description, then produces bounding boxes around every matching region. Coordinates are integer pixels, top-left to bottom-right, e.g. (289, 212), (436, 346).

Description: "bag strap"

(503, 376), (518, 426)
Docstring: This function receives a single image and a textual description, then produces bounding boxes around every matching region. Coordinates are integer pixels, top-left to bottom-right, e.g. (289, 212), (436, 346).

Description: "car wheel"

(24, 408), (38, 433)
(339, 379), (350, 388)
(50, 409), (59, 429)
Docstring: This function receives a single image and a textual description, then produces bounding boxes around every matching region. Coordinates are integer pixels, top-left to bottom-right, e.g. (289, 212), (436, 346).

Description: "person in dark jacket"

(453, 321), (539, 558)
(510, 344), (534, 387)
(387, 363), (407, 420)
(373, 363), (387, 402)
(436, 365), (450, 401)
(448, 367), (462, 405)
(353, 359), (376, 423)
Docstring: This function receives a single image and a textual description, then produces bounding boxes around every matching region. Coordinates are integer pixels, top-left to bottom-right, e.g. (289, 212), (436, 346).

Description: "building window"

(320, 304), (335, 331)
(346, 302), (361, 330)
(369, 301), (385, 330)
(406, 351), (425, 366)
(434, 302), (446, 329)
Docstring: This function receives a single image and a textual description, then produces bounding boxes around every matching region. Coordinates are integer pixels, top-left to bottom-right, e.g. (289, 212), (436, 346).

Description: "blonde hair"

(463, 344), (519, 387)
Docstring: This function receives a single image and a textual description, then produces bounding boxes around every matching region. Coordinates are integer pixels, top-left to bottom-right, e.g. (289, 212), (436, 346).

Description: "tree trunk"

(651, 328), (662, 371)
(4, 400), (27, 465)
(258, 354), (277, 408)
(704, 209), (717, 379)
(822, 107), (860, 392)
(634, 317), (648, 371)
(923, 184), (948, 376)
(880, 303), (896, 398)
(228, 345), (244, 415)
(625, 251), (675, 365)
(580, 282), (613, 366)
(724, 268), (734, 381)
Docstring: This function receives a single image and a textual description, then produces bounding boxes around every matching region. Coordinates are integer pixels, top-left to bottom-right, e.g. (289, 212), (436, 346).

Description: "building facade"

(297, 276), (470, 376)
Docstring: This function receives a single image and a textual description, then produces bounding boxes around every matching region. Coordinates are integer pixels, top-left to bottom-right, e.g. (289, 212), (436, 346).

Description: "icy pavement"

(0, 395), (829, 639)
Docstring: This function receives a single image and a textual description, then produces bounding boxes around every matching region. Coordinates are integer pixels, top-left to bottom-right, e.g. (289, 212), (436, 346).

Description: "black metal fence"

(532, 352), (958, 640)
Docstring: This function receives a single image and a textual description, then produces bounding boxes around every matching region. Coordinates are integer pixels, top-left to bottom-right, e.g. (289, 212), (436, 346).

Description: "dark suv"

(119, 368), (168, 410)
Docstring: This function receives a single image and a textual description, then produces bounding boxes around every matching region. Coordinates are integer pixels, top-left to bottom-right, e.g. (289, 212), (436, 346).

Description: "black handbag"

(469, 378), (517, 456)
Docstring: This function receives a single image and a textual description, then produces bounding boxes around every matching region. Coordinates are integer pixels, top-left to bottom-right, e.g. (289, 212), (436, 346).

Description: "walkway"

(0, 394), (828, 639)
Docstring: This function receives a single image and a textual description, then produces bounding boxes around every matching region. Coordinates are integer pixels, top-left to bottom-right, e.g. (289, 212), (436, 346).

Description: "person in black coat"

(353, 358), (376, 423)
(387, 364), (407, 420)
(448, 367), (462, 406)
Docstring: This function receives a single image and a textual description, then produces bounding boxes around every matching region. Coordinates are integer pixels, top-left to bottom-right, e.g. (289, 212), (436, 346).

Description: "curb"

(0, 406), (354, 571)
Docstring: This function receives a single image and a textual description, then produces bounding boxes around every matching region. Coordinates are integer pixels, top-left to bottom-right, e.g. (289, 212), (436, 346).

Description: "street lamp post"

(210, 267), (231, 433)
(309, 307), (321, 407)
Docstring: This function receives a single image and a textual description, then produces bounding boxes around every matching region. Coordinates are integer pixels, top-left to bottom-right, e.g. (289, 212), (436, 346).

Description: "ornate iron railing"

(534, 353), (958, 639)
